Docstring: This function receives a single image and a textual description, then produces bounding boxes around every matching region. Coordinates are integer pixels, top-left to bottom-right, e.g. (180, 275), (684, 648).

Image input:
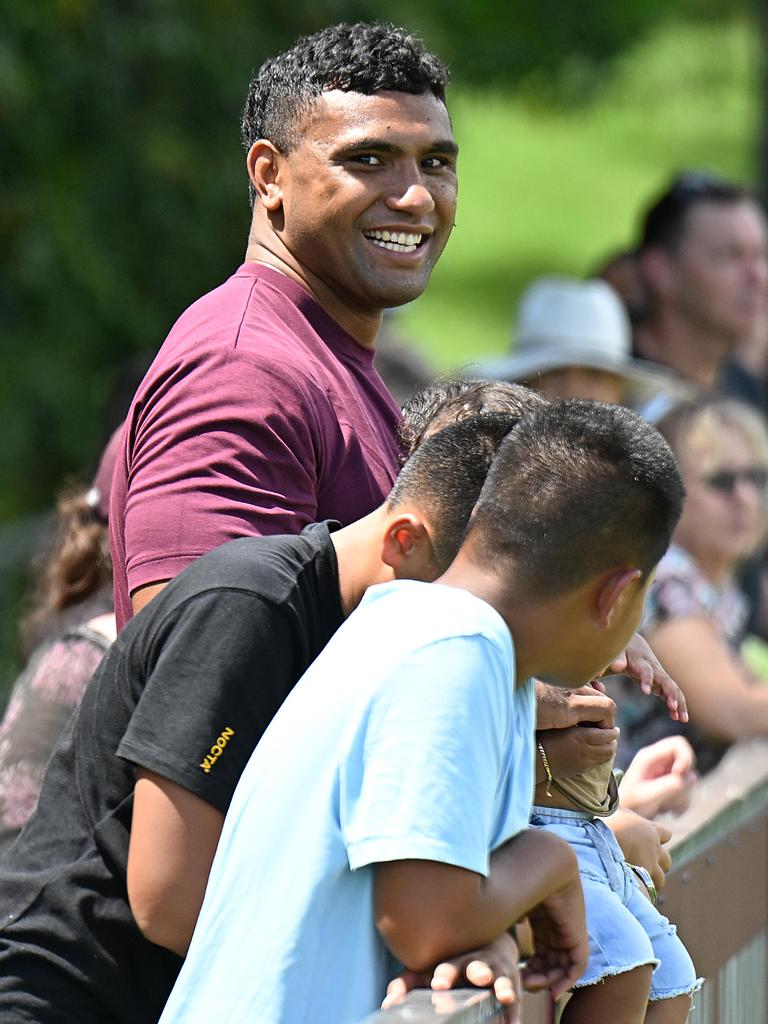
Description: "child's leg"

(561, 964), (653, 1024)
(624, 880), (700, 1024)
(644, 993), (693, 1024)
(530, 813), (659, 1022)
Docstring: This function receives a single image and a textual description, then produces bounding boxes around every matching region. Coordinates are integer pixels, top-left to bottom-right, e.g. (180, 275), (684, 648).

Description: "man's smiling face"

(272, 89), (458, 315)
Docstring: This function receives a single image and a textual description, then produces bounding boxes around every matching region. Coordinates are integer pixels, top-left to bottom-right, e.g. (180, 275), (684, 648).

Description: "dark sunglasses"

(702, 467), (768, 494)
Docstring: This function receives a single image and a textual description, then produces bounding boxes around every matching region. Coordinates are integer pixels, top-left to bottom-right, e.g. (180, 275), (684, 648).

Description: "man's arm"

(535, 682), (616, 731)
(534, 724), (619, 783)
(374, 828), (587, 998)
(127, 770), (224, 956)
(120, 354), (322, 623)
(131, 581), (170, 616)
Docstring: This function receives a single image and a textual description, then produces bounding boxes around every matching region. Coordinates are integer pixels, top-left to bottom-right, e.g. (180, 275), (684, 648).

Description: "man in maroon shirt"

(110, 22), (458, 627)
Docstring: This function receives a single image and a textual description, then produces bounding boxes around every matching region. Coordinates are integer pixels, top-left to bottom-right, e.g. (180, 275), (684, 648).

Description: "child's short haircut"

(389, 412), (540, 571)
(466, 399), (685, 596)
(399, 377), (546, 459)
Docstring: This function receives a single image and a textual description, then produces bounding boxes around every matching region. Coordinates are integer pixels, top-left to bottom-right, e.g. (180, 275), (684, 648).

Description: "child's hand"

(382, 932), (522, 1022)
(522, 873), (588, 1000)
(606, 806), (672, 891)
(608, 634), (688, 723)
(619, 736), (698, 818)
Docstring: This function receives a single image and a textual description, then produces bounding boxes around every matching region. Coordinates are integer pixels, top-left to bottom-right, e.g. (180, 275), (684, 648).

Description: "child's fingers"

(430, 960), (462, 990)
(382, 975), (410, 1007)
(462, 959), (493, 987)
(492, 974), (519, 1006)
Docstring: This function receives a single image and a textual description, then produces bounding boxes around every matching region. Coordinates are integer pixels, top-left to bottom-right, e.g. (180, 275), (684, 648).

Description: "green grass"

(400, 18), (760, 370)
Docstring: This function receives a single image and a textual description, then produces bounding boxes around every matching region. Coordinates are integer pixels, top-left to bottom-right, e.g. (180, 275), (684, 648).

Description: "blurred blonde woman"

(616, 396), (768, 773)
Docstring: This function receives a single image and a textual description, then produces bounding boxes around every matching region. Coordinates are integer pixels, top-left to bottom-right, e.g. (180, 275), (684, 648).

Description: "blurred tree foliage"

(0, 0), (753, 519)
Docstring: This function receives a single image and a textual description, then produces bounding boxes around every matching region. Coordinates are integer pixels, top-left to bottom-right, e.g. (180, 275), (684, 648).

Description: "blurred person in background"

(632, 171), (768, 417)
(721, 295), (768, 419)
(0, 430), (120, 854)
(476, 275), (685, 409)
(610, 396), (768, 775)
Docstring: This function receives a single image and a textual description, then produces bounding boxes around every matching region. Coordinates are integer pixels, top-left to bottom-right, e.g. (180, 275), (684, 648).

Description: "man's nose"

(745, 253), (768, 287)
(385, 181), (436, 216)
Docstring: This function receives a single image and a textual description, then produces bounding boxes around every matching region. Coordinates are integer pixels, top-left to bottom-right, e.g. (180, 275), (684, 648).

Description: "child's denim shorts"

(530, 806), (702, 1001)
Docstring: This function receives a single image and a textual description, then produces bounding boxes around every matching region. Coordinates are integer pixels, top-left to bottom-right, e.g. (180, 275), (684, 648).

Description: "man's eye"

(353, 154), (383, 167)
(422, 156), (451, 170)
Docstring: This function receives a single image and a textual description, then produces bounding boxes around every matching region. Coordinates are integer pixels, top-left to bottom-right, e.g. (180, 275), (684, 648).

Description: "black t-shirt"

(0, 523), (343, 1024)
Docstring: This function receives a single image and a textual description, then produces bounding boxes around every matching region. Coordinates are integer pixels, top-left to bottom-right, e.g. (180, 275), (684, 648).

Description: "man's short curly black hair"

(241, 22), (450, 205)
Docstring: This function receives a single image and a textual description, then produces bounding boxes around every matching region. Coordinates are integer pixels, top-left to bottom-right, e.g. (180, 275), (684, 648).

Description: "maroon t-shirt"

(110, 264), (401, 629)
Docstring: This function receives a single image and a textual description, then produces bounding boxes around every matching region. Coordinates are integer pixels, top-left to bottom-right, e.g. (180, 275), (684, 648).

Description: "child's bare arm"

(127, 769), (224, 955)
(606, 806), (672, 890)
(374, 827), (586, 992)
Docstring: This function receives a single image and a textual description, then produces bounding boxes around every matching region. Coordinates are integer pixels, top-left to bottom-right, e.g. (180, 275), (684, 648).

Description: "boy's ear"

(380, 514), (439, 581)
(246, 140), (284, 212)
(595, 567), (643, 629)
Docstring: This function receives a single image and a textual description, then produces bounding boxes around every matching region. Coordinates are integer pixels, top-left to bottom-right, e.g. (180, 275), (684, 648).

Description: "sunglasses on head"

(702, 467), (768, 494)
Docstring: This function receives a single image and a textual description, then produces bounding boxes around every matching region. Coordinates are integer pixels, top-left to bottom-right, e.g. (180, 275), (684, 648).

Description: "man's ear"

(639, 246), (674, 299)
(380, 514), (439, 581)
(595, 568), (643, 629)
(246, 140), (284, 212)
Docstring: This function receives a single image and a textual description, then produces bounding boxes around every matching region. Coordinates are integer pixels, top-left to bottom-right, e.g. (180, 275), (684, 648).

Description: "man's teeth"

(365, 230), (423, 252)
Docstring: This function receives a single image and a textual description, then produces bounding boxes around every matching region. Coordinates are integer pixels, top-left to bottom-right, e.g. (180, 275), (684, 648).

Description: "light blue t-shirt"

(159, 580), (536, 1024)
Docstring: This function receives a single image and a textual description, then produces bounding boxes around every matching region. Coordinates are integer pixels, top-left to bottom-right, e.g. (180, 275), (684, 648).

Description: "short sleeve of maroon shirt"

(110, 264), (402, 629)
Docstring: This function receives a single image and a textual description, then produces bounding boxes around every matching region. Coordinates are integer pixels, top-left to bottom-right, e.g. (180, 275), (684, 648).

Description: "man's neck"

(635, 311), (730, 391)
(243, 242), (383, 349)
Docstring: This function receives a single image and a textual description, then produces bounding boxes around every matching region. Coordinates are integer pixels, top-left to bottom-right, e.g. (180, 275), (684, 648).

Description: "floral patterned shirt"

(0, 626), (111, 854)
(611, 544), (749, 775)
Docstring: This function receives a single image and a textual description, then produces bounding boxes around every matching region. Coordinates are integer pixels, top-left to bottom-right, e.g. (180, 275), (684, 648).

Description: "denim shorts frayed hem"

(647, 976), (705, 1002)
(531, 805), (699, 1001)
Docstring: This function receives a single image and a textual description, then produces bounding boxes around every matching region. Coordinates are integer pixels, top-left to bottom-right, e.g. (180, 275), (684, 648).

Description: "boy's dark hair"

(241, 22), (449, 206)
(640, 171), (748, 252)
(399, 378), (546, 462)
(465, 400), (684, 597)
(389, 410), (533, 571)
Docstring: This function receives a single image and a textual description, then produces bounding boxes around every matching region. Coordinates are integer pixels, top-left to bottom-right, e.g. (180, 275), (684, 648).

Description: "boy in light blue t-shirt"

(160, 401), (685, 1024)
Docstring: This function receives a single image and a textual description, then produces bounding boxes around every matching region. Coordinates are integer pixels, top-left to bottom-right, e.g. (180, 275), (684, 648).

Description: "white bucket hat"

(475, 276), (685, 405)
